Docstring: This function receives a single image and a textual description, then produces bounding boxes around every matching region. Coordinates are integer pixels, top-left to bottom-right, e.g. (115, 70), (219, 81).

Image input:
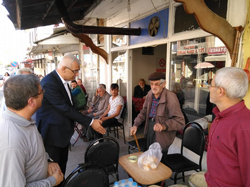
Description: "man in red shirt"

(77, 78), (87, 95)
(205, 67), (250, 186)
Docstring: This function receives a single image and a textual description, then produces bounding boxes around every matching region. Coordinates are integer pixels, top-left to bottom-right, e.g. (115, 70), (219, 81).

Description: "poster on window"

(156, 57), (166, 73)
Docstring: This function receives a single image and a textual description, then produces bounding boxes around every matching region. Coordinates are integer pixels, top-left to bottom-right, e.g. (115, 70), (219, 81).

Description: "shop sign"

(177, 43), (206, 56)
(25, 64), (32, 68)
(156, 57), (166, 73)
(208, 47), (227, 55)
(156, 69), (166, 72)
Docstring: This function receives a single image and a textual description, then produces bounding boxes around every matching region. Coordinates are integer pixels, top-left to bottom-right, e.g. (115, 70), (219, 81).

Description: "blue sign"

(10, 61), (18, 67)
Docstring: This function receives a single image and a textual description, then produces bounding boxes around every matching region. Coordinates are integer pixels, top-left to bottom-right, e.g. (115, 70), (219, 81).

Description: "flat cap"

(148, 72), (165, 80)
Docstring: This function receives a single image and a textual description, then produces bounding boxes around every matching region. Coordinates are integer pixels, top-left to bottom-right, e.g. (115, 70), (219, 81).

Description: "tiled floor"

(66, 127), (190, 187)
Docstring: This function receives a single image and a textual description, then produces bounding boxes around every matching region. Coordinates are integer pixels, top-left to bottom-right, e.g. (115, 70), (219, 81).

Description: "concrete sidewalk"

(66, 128), (190, 186)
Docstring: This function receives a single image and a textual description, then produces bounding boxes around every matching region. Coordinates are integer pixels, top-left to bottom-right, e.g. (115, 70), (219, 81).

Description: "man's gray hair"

(149, 79), (166, 84)
(58, 53), (81, 68)
(215, 67), (248, 99)
(159, 79), (166, 84)
(98, 84), (106, 91)
(4, 75), (40, 110)
(16, 68), (32, 75)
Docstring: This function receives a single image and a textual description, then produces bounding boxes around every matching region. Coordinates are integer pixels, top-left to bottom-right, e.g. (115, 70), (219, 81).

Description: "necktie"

(64, 82), (73, 105)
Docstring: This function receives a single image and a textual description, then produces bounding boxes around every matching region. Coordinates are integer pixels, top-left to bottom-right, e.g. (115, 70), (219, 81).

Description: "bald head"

(58, 53), (80, 69)
(57, 53), (81, 81)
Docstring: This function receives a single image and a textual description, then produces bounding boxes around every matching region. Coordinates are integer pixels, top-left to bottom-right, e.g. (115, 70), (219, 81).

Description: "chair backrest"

(63, 162), (109, 187)
(85, 137), (120, 168)
(120, 103), (127, 122)
(181, 122), (206, 166)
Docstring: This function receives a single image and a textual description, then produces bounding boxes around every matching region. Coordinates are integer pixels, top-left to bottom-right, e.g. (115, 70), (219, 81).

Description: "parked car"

(0, 75), (3, 80)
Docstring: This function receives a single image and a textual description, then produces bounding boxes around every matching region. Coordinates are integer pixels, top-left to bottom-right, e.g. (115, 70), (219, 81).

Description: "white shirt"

(56, 71), (73, 105)
(55, 71), (93, 126)
(108, 95), (124, 119)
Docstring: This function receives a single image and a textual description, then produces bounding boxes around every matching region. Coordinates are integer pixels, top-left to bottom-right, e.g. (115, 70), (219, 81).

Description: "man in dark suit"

(36, 54), (105, 186)
(134, 78), (151, 99)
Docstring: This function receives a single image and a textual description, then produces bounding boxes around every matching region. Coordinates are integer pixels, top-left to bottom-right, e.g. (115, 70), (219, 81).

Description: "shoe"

(80, 132), (86, 138)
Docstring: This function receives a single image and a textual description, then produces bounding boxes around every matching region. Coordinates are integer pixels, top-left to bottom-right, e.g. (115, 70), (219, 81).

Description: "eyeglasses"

(32, 89), (45, 97)
(150, 82), (163, 87)
(65, 67), (80, 74)
(208, 85), (218, 89)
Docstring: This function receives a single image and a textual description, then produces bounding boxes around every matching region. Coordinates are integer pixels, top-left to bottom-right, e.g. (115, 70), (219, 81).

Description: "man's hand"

(52, 167), (64, 186)
(95, 88), (98, 96)
(100, 117), (108, 122)
(153, 123), (167, 132)
(91, 119), (106, 134)
(143, 96), (146, 99)
(87, 107), (92, 113)
(93, 113), (97, 117)
(130, 126), (138, 135)
(47, 163), (60, 177)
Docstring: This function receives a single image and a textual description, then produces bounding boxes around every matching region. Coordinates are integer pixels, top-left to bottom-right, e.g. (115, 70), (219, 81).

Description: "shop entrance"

(131, 44), (167, 127)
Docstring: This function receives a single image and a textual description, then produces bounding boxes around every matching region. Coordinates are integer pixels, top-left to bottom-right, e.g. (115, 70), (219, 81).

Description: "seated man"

(71, 80), (86, 110)
(98, 83), (124, 137)
(86, 84), (110, 119)
(134, 78), (151, 99)
(77, 78), (87, 95)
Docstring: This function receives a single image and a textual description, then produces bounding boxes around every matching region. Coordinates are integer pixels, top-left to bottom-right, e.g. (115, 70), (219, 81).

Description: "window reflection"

(112, 51), (127, 97)
(170, 36), (225, 121)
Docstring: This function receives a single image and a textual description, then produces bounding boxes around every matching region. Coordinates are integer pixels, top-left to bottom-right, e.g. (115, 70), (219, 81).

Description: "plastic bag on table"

(138, 142), (163, 171)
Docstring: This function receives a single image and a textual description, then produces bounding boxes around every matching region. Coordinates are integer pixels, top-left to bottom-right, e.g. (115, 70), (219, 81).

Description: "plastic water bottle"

(132, 182), (137, 187)
(127, 178), (133, 186)
(125, 185), (129, 187)
(113, 181), (119, 187)
(120, 179), (126, 187)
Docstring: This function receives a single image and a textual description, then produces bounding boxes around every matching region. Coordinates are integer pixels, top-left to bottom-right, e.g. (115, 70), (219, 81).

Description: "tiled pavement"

(66, 127), (190, 187)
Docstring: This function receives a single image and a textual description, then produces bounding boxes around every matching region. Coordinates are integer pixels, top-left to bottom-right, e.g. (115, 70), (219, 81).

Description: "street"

(0, 89), (3, 109)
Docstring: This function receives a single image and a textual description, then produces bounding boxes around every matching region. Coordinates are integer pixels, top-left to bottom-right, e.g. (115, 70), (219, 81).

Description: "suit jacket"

(36, 70), (92, 148)
(133, 84), (151, 98)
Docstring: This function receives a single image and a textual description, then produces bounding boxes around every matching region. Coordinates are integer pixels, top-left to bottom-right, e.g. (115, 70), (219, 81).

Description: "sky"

(0, 0), (29, 65)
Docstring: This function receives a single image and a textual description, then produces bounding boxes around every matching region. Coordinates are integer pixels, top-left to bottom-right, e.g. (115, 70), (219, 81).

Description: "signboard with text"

(177, 43), (206, 56)
(208, 47), (227, 55)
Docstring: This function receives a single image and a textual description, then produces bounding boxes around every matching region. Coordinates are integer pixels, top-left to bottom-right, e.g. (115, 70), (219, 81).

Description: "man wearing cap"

(130, 72), (185, 155)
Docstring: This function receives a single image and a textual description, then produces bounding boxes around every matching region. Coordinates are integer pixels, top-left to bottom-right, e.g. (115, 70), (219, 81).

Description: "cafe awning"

(205, 55), (226, 62)
(194, 62), (215, 69)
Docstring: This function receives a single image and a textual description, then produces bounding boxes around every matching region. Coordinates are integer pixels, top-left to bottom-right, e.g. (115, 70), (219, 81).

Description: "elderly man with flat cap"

(130, 72), (185, 156)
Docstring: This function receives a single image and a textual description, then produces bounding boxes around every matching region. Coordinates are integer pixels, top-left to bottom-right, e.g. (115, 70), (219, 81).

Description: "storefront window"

(112, 26), (128, 47)
(174, 1), (228, 34)
(83, 46), (98, 102)
(170, 36), (225, 121)
(112, 35), (127, 47)
(112, 51), (127, 97)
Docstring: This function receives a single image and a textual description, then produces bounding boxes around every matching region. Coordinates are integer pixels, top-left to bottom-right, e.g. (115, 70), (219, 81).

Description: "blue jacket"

(36, 70), (92, 147)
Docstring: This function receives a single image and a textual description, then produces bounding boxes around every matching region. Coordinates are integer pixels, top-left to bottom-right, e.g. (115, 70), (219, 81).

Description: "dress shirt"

(56, 71), (73, 105)
(149, 93), (161, 118)
(205, 100), (250, 187)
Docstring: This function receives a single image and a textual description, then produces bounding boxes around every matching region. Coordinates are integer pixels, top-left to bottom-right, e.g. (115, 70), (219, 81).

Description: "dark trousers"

(97, 118), (118, 138)
(45, 144), (69, 187)
(102, 118), (118, 128)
